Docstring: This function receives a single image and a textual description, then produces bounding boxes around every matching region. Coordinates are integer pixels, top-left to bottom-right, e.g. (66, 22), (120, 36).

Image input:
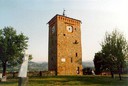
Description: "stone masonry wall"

(48, 15), (83, 75)
(57, 15), (83, 75)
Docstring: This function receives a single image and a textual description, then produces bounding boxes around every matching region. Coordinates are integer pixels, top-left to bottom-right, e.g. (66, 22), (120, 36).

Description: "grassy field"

(0, 75), (128, 86)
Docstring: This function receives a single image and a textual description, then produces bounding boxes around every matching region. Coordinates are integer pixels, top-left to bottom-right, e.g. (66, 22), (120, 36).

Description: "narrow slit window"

(76, 53), (78, 57)
(71, 58), (73, 63)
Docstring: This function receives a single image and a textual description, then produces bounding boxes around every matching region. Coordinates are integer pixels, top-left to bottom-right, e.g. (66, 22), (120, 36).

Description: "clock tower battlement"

(48, 14), (83, 75)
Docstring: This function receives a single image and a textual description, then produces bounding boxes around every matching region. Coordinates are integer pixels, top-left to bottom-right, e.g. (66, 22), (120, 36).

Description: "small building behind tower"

(48, 14), (83, 75)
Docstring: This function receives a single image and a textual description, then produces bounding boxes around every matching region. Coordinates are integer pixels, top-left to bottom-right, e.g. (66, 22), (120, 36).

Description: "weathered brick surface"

(48, 14), (83, 75)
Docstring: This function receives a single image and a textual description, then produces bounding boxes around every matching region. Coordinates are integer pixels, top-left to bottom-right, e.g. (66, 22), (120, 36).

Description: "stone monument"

(18, 53), (29, 86)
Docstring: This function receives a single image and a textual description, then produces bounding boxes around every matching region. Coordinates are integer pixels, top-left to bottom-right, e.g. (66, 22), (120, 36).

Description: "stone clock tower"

(48, 14), (83, 75)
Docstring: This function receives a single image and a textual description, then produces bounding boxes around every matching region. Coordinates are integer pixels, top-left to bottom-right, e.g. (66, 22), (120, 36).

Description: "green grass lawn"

(0, 75), (128, 86)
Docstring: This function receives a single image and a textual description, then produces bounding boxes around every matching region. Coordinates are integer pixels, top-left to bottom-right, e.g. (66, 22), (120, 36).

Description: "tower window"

(73, 40), (78, 44)
(77, 67), (80, 74)
(52, 25), (55, 33)
(71, 58), (73, 63)
(63, 34), (66, 36)
(76, 53), (78, 57)
(74, 40), (78, 44)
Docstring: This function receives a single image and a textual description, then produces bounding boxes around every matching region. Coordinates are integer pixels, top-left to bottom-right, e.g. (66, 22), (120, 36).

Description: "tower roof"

(47, 14), (81, 24)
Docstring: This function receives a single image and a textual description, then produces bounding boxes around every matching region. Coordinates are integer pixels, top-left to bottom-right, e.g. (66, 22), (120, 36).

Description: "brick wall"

(48, 15), (83, 75)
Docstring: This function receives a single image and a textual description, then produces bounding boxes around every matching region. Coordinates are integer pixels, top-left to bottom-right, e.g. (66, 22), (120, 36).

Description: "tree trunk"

(13, 72), (15, 78)
(110, 68), (114, 78)
(118, 67), (122, 80)
(2, 62), (7, 77)
(119, 72), (121, 80)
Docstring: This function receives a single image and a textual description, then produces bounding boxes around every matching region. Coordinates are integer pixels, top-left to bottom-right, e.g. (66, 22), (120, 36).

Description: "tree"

(28, 54), (33, 62)
(93, 52), (103, 74)
(94, 52), (113, 75)
(101, 30), (128, 80)
(0, 26), (28, 78)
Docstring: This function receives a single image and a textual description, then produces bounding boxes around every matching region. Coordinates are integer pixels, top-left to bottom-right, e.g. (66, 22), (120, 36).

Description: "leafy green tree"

(93, 52), (103, 74)
(28, 54), (33, 62)
(0, 26), (28, 78)
(101, 30), (128, 80)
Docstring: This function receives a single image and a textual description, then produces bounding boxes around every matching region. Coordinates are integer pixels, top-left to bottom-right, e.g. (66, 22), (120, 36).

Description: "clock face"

(52, 25), (55, 33)
(67, 26), (73, 32)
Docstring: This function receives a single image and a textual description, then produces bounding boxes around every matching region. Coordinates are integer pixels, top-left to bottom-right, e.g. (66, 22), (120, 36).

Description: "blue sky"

(0, 0), (128, 62)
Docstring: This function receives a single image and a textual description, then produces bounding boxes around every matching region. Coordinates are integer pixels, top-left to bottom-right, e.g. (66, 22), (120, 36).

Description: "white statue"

(18, 53), (29, 77)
